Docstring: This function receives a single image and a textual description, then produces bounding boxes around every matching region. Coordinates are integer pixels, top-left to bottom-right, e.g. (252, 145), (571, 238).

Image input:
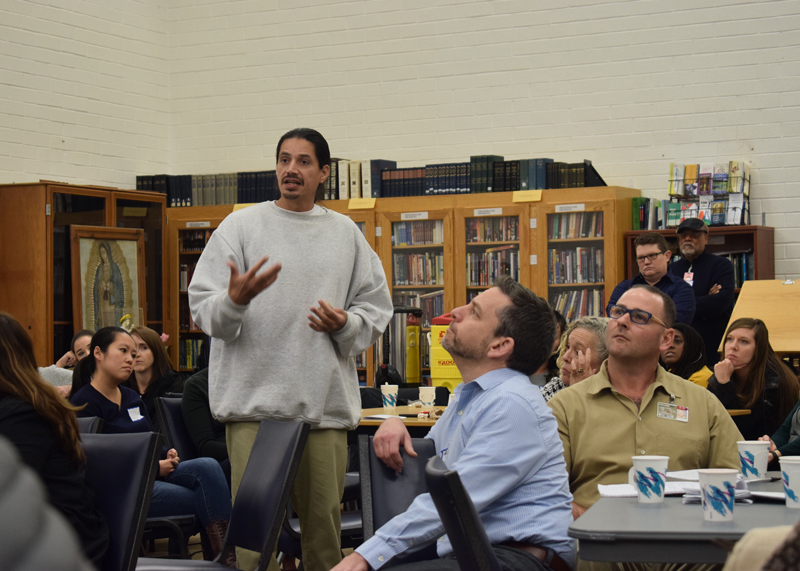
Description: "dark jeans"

(149, 457), (231, 527)
(387, 545), (551, 571)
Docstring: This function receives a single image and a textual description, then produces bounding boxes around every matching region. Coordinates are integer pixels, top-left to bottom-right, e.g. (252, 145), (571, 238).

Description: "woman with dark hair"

(707, 318), (800, 440)
(122, 326), (184, 431)
(41, 329), (96, 396)
(660, 323), (712, 387)
(70, 327), (234, 565)
(0, 312), (108, 566)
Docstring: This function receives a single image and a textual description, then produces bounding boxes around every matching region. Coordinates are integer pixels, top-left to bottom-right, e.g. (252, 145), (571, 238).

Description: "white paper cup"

(419, 386), (436, 407)
(381, 384), (398, 408)
(698, 469), (738, 522)
(630, 455), (669, 503)
(779, 457), (800, 508)
(737, 441), (770, 479)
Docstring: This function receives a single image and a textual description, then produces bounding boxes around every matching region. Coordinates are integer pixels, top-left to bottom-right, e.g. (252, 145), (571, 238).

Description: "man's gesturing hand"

(227, 256), (282, 306)
(309, 300), (348, 332)
(373, 417), (417, 472)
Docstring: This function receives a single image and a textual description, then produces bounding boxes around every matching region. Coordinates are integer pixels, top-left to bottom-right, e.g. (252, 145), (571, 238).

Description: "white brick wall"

(2, 0), (799, 276)
(0, 0), (169, 187)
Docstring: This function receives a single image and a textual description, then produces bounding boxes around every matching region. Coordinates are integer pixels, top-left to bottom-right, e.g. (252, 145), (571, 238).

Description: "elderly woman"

(540, 316), (609, 402)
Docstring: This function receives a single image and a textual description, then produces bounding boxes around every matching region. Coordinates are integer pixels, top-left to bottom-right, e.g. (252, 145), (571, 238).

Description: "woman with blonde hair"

(0, 312), (108, 566)
(707, 317), (799, 440)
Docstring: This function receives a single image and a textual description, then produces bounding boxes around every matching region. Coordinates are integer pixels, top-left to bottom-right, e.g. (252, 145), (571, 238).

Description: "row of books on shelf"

(632, 195), (748, 230)
(392, 252), (445, 286)
(719, 251), (756, 288)
(181, 230), (213, 253)
(137, 172), (282, 207)
(548, 212), (604, 240)
(179, 338), (205, 371)
(392, 220), (444, 247)
(178, 297), (202, 331)
(466, 248), (519, 286)
(548, 247), (605, 285)
(393, 290), (445, 329)
(465, 216), (519, 243)
(140, 156), (609, 206)
(668, 161), (750, 197)
(551, 288), (607, 322)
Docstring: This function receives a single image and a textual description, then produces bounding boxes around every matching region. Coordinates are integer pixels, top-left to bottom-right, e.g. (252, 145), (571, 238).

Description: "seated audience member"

(181, 367), (231, 485)
(540, 316), (608, 403)
(548, 285), (741, 530)
(530, 309), (567, 387)
(40, 329), (95, 396)
(122, 326), (185, 431)
(707, 318), (800, 441)
(332, 276), (576, 571)
(0, 313), (108, 566)
(659, 322), (713, 388)
(760, 397), (800, 468)
(70, 327), (234, 565)
(608, 232), (695, 324)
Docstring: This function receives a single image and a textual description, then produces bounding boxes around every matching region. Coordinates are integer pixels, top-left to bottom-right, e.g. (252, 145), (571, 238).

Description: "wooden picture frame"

(70, 225), (147, 333)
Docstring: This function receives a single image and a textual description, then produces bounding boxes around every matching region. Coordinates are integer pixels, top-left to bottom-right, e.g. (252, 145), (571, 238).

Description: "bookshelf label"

(473, 207), (502, 217)
(530, 218), (537, 229)
(530, 255), (538, 265)
(555, 204), (585, 213)
(186, 221), (211, 228)
(375, 227), (382, 237)
(401, 212), (429, 221)
(512, 190), (542, 202)
(349, 198), (376, 210)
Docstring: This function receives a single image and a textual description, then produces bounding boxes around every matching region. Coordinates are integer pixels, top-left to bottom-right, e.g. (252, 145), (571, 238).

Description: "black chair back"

(81, 432), (161, 571)
(225, 419), (310, 570)
(155, 397), (197, 461)
(359, 434), (436, 539)
(424, 456), (501, 571)
(76, 416), (104, 434)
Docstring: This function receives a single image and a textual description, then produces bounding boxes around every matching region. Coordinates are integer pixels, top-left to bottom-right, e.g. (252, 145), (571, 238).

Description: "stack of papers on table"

(598, 483), (688, 497)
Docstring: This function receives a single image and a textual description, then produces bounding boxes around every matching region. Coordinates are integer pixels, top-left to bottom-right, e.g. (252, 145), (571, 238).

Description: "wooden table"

(359, 406), (447, 428)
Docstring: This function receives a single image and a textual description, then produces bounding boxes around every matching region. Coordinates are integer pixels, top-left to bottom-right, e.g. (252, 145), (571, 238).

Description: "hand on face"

(713, 358), (735, 384)
(562, 348), (597, 386)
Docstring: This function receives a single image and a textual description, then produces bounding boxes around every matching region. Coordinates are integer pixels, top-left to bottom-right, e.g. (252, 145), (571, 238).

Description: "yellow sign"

(512, 190), (543, 203)
(348, 198), (377, 210)
(233, 203), (257, 211)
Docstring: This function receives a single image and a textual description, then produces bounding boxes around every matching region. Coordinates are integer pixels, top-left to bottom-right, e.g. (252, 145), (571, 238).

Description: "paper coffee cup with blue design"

(698, 469), (738, 522)
(631, 455), (669, 504)
(381, 384), (399, 408)
(737, 441), (770, 479)
(779, 456), (800, 508)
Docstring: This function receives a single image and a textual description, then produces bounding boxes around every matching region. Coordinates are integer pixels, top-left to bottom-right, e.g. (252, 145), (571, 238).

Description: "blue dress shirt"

(356, 368), (576, 569)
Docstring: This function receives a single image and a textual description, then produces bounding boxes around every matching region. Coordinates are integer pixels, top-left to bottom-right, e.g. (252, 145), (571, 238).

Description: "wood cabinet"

(0, 182), (167, 366)
(624, 225), (775, 290)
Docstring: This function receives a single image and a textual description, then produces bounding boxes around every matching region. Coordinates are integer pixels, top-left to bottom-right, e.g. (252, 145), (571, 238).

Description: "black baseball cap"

(676, 218), (709, 234)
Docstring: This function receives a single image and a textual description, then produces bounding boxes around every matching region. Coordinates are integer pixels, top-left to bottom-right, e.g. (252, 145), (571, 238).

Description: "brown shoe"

(206, 520), (237, 568)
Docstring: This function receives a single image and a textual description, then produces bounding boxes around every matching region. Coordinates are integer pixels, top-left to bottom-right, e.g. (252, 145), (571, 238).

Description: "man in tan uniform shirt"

(548, 285), (742, 571)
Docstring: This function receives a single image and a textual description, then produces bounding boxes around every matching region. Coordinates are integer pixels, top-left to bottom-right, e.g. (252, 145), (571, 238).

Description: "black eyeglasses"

(606, 304), (668, 327)
(635, 251), (666, 264)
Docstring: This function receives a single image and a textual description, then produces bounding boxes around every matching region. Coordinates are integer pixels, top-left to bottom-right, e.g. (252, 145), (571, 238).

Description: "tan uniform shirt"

(548, 361), (742, 509)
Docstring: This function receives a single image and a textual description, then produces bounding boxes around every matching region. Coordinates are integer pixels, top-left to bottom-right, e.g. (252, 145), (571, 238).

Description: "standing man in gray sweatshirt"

(189, 128), (393, 571)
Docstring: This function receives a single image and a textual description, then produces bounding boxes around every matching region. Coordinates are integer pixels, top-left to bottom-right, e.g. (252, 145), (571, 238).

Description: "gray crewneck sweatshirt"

(188, 201), (392, 429)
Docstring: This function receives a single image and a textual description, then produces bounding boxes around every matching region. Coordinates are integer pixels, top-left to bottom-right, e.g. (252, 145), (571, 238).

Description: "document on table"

(598, 483), (688, 498)
(362, 414), (402, 420)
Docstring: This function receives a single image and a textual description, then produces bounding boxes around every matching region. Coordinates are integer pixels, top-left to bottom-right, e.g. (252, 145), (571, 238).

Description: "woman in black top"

(707, 317), (799, 440)
(122, 326), (184, 431)
(0, 312), (108, 566)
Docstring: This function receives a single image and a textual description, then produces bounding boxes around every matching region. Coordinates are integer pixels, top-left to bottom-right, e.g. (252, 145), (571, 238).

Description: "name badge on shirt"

(683, 272), (694, 286)
(128, 407), (144, 422)
(657, 402), (689, 422)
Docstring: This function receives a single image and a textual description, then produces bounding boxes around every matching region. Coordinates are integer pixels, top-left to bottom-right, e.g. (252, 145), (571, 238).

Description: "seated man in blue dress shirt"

(608, 232), (695, 324)
(331, 276), (576, 571)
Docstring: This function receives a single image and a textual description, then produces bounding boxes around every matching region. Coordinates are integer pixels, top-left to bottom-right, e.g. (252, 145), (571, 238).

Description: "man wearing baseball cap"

(669, 218), (735, 367)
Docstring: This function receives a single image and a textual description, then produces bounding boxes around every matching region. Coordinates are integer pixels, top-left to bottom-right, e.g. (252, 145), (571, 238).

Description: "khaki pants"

(227, 422), (347, 571)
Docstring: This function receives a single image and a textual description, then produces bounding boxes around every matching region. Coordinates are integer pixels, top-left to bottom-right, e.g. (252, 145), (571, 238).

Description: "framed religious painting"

(70, 225), (147, 334)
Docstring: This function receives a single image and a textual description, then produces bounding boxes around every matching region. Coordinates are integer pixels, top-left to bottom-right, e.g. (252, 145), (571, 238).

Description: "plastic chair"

(424, 456), (501, 571)
(81, 431), (162, 571)
(136, 418), (310, 571)
(155, 397), (198, 461)
(76, 416), (104, 434)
